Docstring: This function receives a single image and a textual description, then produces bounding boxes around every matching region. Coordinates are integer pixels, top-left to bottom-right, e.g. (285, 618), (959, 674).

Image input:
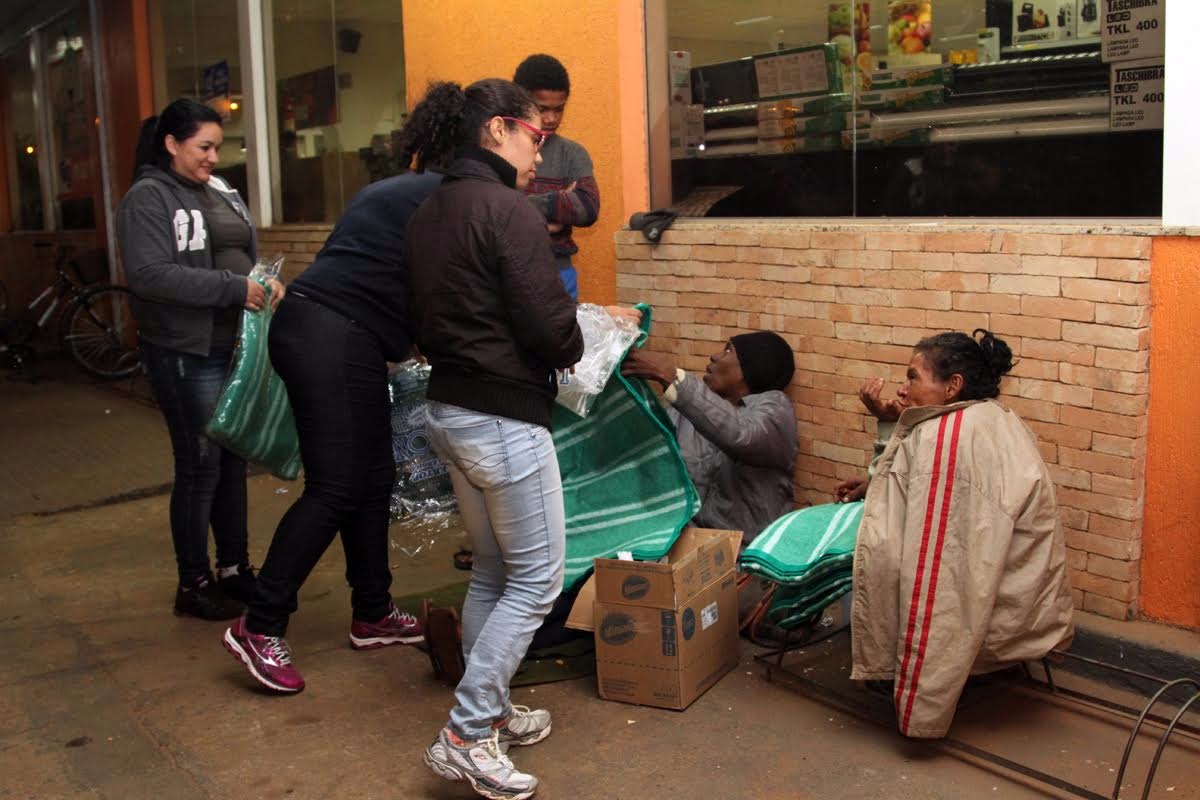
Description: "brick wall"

(615, 221), (1155, 621)
(257, 225), (333, 283)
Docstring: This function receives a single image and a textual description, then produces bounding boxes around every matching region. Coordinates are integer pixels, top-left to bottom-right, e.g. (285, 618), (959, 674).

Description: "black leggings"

(245, 293), (396, 636)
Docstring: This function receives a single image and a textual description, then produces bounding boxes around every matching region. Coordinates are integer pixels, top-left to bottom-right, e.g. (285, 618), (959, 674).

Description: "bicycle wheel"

(62, 286), (142, 379)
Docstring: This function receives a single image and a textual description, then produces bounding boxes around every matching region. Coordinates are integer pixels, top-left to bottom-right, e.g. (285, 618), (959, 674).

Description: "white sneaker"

(494, 705), (552, 747)
(424, 727), (538, 800)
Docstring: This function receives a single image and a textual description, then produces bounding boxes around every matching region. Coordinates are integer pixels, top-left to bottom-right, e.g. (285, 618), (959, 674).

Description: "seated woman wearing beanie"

(622, 330), (798, 545)
(844, 329), (1074, 739)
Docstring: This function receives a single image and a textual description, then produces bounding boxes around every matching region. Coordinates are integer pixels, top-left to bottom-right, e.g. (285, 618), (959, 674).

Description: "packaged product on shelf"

(858, 84), (945, 111)
(757, 111), (871, 138)
(1075, 0), (1099, 39)
(757, 93), (855, 120)
(1012, 1), (1075, 46)
(753, 44), (842, 100)
(888, 0), (933, 56)
(859, 63), (952, 92)
(669, 51), (701, 158)
(977, 27), (1001, 63)
(756, 134), (841, 156)
(699, 141), (759, 158)
(670, 103), (705, 158)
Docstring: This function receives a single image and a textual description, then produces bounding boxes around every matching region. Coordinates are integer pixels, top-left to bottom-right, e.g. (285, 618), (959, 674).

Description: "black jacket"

(291, 170), (443, 360)
(406, 148), (583, 429)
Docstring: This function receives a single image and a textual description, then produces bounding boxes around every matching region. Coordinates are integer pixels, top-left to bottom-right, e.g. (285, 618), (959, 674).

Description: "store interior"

(665, 0), (1160, 217)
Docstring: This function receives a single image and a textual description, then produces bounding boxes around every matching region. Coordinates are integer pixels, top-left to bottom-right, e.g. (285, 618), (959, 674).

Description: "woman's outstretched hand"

(859, 377), (908, 422)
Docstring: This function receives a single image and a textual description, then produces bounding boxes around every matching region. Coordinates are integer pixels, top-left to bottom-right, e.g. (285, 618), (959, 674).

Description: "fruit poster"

(888, 1), (932, 56)
(828, 4), (871, 68)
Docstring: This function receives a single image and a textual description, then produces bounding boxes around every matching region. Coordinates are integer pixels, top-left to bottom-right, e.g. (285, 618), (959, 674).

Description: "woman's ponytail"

(133, 116), (161, 180)
(398, 78), (536, 172)
(398, 81), (469, 172)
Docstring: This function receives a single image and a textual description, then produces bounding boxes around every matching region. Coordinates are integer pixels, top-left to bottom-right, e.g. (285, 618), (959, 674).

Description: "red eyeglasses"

(501, 116), (549, 149)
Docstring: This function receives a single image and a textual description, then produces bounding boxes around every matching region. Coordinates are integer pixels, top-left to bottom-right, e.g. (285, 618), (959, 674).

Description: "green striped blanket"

(739, 501), (863, 630)
(552, 306), (699, 590)
(205, 285), (302, 481)
(739, 501), (863, 582)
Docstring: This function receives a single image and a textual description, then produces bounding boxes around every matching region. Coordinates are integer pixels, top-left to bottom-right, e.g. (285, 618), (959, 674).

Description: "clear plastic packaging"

(554, 304), (641, 418)
(388, 360), (457, 556)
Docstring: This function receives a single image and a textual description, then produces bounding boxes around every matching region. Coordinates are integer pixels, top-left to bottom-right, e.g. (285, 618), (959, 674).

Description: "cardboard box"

(757, 93), (855, 120)
(857, 84), (945, 111)
(588, 528), (741, 711)
(757, 111), (870, 138)
(859, 64), (952, 92)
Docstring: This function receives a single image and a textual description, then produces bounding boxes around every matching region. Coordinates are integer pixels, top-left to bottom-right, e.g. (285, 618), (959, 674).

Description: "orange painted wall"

(1142, 236), (1200, 628)
(401, 1), (648, 306)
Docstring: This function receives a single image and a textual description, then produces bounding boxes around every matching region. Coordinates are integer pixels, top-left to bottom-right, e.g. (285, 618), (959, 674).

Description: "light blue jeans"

(424, 401), (566, 740)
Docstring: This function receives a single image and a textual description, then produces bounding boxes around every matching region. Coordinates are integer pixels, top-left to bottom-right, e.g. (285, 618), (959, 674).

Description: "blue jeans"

(424, 401), (565, 740)
(141, 340), (249, 586)
(558, 265), (578, 302)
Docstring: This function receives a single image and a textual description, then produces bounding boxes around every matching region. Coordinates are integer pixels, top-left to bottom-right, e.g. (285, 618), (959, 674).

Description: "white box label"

(701, 601), (719, 631)
(1110, 59), (1165, 130)
(1101, 0), (1165, 63)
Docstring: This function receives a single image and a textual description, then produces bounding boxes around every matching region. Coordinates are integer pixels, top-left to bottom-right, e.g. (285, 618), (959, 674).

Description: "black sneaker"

(217, 563), (257, 605)
(175, 577), (244, 621)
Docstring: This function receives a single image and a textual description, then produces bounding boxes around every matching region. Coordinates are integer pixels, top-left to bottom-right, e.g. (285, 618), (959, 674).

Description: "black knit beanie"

(730, 331), (795, 394)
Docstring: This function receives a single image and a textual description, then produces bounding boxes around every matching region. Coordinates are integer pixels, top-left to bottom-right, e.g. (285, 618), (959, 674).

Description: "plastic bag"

(205, 255), (302, 480)
(388, 360), (457, 556)
(554, 304), (641, 418)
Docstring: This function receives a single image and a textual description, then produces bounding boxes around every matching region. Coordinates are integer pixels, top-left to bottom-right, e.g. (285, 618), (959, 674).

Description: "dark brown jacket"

(407, 148), (583, 429)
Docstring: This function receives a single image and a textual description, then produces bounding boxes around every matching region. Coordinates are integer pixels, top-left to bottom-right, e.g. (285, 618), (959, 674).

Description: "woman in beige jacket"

(844, 329), (1074, 739)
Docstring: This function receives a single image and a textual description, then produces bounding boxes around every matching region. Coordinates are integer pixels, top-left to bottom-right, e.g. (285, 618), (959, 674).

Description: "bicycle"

(0, 242), (141, 380)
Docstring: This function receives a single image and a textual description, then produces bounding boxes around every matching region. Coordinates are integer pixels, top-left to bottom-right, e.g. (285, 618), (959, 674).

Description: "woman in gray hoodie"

(117, 99), (283, 621)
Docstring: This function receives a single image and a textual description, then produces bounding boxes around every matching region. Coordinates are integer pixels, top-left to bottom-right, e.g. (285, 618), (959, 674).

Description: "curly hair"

(914, 329), (1015, 400)
(397, 78), (536, 172)
(513, 54), (570, 95)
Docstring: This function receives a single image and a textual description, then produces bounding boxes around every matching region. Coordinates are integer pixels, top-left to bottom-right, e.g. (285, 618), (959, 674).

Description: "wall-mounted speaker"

(338, 28), (361, 54)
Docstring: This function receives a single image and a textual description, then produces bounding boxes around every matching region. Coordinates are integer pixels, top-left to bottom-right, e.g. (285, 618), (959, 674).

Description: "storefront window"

(150, 0), (247, 201)
(663, 0), (1163, 217)
(271, 0), (407, 222)
(2, 40), (44, 230)
(43, 13), (98, 230)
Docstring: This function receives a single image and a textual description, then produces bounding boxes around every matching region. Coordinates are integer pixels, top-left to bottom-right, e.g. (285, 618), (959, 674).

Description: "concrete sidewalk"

(1, 364), (1198, 799)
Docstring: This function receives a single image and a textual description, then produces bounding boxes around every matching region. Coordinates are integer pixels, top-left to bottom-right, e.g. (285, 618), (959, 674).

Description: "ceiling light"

(734, 15), (774, 26)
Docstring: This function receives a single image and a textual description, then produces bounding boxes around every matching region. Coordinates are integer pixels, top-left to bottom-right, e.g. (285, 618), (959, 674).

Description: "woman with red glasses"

(404, 79), (582, 800)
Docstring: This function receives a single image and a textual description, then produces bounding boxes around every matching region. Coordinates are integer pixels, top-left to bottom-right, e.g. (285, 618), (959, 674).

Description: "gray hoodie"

(116, 165), (256, 356)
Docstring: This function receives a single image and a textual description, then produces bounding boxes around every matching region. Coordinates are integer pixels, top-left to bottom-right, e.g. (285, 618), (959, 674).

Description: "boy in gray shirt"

(514, 54), (600, 301)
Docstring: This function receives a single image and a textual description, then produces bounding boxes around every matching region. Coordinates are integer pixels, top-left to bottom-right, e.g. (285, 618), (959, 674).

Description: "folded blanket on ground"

(552, 305), (700, 591)
(739, 501), (863, 629)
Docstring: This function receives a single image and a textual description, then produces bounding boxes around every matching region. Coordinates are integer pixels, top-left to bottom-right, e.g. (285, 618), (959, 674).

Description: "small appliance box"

(590, 528), (741, 711)
(1012, 2), (1076, 46)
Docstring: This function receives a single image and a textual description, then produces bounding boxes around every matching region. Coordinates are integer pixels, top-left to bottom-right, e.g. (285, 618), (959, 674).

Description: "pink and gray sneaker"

(223, 615), (305, 693)
(349, 603), (424, 650)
